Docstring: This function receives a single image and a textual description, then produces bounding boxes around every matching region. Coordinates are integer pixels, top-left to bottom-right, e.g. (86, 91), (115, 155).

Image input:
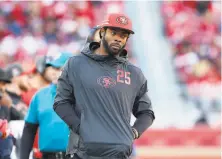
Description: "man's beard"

(102, 37), (125, 56)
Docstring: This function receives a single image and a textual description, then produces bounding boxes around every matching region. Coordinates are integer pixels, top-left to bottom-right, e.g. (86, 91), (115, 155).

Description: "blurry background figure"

(5, 63), (25, 96)
(20, 53), (72, 159)
(4, 63), (31, 159)
(0, 68), (12, 121)
(20, 56), (51, 106)
(0, 69), (14, 159)
(0, 119), (14, 159)
(4, 63), (28, 119)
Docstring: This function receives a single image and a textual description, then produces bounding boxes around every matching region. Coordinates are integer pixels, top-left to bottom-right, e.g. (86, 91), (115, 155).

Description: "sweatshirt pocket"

(121, 114), (134, 141)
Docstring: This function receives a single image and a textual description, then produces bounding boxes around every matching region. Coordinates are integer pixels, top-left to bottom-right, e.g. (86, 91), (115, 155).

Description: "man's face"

(101, 28), (129, 56)
(14, 75), (32, 92)
(5, 75), (31, 94)
(44, 66), (62, 84)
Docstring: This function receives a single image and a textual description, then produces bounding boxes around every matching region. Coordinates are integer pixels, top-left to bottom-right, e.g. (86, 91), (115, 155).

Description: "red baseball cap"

(99, 13), (134, 34)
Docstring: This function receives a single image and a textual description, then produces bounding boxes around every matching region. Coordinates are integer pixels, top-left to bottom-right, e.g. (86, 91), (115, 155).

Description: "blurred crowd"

(161, 1), (221, 126)
(0, 1), (124, 70)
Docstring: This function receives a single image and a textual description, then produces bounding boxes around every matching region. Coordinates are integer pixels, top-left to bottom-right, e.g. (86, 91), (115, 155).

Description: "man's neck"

(94, 46), (109, 56)
(30, 74), (49, 89)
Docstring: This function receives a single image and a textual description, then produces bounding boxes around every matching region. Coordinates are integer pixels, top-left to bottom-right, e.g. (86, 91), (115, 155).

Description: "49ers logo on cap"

(116, 16), (128, 25)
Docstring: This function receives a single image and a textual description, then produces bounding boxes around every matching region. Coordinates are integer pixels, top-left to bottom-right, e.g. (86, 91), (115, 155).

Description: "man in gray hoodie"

(53, 13), (155, 159)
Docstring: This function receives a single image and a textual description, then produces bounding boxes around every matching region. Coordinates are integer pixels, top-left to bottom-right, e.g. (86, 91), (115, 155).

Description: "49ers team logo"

(97, 76), (116, 88)
(116, 16), (128, 25)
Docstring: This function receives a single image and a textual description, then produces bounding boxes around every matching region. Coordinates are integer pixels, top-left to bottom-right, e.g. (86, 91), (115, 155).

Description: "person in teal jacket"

(20, 52), (73, 159)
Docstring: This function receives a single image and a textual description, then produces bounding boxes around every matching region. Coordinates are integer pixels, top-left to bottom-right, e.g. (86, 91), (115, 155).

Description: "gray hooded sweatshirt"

(53, 43), (155, 158)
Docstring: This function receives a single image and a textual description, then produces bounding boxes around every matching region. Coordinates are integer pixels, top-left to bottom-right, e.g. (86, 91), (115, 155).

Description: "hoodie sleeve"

(20, 122), (38, 159)
(132, 74), (155, 138)
(53, 59), (80, 133)
(20, 93), (39, 159)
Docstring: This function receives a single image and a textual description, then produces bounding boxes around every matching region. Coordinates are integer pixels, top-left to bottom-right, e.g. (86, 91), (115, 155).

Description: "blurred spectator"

(0, 68), (16, 159)
(0, 119), (14, 159)
(19, 56), (50, 106)
(0, 68), (13, 120)
(0, 1), (126, 68)
(4, 63), (27, 121)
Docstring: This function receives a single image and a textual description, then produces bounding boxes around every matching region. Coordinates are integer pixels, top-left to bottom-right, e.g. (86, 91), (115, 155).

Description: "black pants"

(66, 154), (81, 159)
(0, 156), (11, 159)
(42, 152), (66, 159)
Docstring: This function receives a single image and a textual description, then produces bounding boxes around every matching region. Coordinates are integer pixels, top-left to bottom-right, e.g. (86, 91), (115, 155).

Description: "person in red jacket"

(0, 119), (14, 159)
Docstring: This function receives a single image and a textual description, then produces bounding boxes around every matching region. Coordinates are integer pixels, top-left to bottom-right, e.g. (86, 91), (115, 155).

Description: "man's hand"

(132, 128), (139, 139)
(0, 91), (12, 108)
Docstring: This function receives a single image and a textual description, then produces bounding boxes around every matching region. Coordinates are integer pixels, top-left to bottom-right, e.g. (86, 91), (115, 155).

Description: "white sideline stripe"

(136, 146), (221, 157)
